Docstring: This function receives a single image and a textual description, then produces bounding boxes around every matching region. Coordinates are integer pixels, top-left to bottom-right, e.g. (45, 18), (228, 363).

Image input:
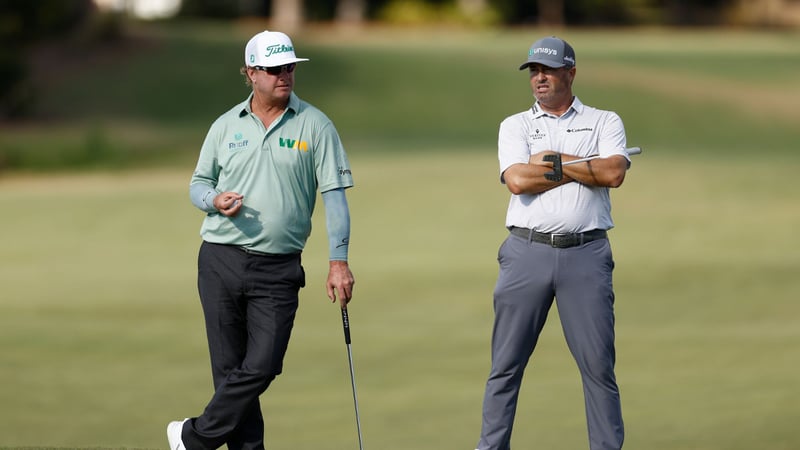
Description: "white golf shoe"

(167, 418), (189, 450)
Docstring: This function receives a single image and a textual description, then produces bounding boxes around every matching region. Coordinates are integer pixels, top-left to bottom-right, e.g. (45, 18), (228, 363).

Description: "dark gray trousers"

(477, 234), (624, 450)
(182, 242), (305, 450)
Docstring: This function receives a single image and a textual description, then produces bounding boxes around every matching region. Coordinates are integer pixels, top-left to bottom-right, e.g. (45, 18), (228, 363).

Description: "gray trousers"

(477, 234), (624, 450)
(182, 242), (305, 450)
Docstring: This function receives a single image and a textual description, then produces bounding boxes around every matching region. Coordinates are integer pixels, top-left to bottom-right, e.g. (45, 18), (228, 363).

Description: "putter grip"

(341, 308), (352, 344)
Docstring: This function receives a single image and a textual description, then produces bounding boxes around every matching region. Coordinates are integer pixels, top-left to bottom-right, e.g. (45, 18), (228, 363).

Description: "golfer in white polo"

(476, 36), (630, 450)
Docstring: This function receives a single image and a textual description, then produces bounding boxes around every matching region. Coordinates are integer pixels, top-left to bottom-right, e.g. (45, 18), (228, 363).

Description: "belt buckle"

(550, 233), (567, 247)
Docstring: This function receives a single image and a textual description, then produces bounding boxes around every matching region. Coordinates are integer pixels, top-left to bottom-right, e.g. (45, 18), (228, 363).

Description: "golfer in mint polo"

(168, 30), (355, 450)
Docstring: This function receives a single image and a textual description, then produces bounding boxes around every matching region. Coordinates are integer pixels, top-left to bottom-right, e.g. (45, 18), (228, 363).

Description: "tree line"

(0, 0), (792, 120)
(180, 0), (748, 28)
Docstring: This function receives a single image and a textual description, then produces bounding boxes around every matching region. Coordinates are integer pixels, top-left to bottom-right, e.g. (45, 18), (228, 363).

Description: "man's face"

(528, 63), (575, 107)
(249, 63), (296, 104)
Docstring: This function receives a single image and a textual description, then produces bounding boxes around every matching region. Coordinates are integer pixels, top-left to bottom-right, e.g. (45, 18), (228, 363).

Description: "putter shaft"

(562, 146), (642, 166)
(341, 308), (365, 450)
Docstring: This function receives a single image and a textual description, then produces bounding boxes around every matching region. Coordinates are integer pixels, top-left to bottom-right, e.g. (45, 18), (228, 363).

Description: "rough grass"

(1, 151), (798, 449)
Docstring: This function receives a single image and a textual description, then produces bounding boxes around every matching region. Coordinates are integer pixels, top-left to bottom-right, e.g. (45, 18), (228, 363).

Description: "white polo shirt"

(499, 97), (628, 234)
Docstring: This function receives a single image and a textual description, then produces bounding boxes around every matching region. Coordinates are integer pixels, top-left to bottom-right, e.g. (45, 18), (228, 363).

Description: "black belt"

(238, 246), (276, 256)
(509, 227), (607, 248)
(235, 245), (298, 258)
(203, 241), (299, 259)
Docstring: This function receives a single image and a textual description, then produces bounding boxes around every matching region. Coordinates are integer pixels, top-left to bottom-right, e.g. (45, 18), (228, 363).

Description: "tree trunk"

(537, 0), (564, 26)
(457, 0), (488, 16)
(335, 0), (367, 24)
(271, 0), (304, 31)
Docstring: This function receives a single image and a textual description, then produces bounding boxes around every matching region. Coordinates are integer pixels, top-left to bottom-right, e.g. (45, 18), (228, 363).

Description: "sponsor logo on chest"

(228, 132), (249, 150)
(567, 127), (593, 133)
(279, 136), (309, 152)
(530, 128), (547, 141)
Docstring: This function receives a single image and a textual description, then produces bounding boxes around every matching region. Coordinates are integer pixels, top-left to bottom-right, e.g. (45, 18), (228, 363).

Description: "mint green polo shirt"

(190, 92), (354, 254)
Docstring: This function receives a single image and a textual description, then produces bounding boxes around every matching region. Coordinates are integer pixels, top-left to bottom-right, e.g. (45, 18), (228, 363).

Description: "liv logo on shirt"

(279, 137), (309, 152)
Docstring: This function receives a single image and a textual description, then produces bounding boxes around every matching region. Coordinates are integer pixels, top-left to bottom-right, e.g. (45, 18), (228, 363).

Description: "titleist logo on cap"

(265, 44), (295, 57)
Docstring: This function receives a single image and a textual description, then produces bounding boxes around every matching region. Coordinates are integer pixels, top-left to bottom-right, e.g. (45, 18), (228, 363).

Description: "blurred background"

(1, 1), (799, 449)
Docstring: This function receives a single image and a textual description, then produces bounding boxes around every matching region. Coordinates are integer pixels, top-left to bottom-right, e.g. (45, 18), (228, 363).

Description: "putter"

(341, 307), (365, 450)
(562, 146), (642, 166)
(545, 146), (643, 181)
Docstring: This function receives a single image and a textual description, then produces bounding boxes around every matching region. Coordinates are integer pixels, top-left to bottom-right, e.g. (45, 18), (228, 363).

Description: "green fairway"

(1, 23), (799, 449)
(1, 151), (798, 449)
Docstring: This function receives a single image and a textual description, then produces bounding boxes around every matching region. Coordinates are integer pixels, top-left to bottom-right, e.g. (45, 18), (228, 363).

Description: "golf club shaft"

(341, 308), (365, 450)
(562, 146), (642, 166)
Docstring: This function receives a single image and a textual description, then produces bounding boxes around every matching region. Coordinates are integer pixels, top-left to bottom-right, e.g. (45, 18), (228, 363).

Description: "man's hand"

(213, 192), (244, 217)
(529, 150), (559, 166)
(327, 260), (355, 308)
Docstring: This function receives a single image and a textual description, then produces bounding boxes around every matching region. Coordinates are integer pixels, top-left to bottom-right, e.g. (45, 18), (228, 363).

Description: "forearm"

(561, 154), (628, 188)
(190, 182), (219, 213)
(321, 188), (351, 261)
(503, 163), (573, 195)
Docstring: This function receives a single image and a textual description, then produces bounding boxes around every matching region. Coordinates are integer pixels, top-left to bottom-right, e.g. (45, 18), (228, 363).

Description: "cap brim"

(255, 57), (310, 68)
(284, 57), (310, 65)
(519, 60), (567, 70)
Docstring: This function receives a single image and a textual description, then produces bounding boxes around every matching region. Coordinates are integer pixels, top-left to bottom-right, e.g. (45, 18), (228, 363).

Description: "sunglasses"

(254, 63), (296, 75)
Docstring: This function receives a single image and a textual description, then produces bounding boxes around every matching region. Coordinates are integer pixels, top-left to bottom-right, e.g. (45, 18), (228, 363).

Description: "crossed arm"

(502, 150), (629, 195)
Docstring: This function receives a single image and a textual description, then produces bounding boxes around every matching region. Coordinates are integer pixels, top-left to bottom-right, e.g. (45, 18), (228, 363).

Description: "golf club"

(562, 146), (643, 166)
(341, 307), (365, 450)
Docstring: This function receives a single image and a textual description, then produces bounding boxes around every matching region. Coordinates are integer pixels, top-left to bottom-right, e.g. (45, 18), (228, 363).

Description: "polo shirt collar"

(531, 96), (584, 118)
(238, 91), (301, 117)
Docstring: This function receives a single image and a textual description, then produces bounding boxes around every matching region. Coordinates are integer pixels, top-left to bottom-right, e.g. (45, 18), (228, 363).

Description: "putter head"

(542, 154), (563, 182)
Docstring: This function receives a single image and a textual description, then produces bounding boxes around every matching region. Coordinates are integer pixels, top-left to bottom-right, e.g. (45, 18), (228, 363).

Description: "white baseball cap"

(244, 31), (309, 67)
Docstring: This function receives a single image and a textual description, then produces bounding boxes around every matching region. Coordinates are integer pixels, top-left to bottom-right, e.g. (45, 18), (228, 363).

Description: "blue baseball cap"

(519, 36), (576, 70)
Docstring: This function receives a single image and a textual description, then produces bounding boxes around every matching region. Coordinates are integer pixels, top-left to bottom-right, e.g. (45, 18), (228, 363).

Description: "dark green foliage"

(2, 25), (798, 172)
(0, 0), (96, 118)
